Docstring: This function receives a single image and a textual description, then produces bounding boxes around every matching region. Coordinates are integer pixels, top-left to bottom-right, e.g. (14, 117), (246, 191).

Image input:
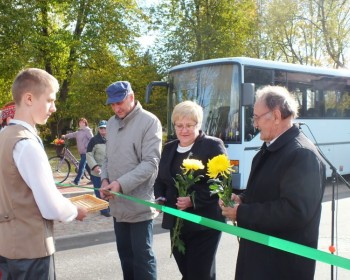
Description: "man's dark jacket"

(236, 124), (326, 280)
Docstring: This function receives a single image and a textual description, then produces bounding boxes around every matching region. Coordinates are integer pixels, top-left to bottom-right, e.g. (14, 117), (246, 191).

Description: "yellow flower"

(171, 157), (204, 256)
(207, 154), (233, 179)
(207, 154), (235, 208)
(181, 158), (205, 174)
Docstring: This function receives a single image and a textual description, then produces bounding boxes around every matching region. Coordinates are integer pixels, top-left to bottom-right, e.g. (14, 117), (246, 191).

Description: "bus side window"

(244, 107), (257, 141)
(306, 108), (319, 117)
(326, 108), (337, 117)
(344, 108), (350, 118)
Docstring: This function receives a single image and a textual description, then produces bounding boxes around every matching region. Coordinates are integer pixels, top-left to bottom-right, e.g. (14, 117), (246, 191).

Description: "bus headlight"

(230, 160), (239, 173)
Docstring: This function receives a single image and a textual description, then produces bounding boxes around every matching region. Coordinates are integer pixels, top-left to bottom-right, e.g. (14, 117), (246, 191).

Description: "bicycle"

(49, 139), (90, 184)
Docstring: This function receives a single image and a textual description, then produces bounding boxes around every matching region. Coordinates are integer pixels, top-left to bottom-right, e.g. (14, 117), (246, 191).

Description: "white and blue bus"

(146, 57), (350, 190)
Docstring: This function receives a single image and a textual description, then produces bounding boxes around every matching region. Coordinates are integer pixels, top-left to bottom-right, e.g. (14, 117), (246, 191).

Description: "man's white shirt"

(10, 120), (77, 222)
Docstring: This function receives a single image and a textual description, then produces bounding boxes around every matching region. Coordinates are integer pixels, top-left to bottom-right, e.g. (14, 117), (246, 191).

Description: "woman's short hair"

(79, 117), (88, 126)
(172, 100), (203, 126)
(256, 85), (299, 119)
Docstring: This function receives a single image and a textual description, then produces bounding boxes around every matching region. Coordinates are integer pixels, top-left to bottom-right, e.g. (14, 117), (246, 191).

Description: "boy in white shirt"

(0, 68), (88, 280)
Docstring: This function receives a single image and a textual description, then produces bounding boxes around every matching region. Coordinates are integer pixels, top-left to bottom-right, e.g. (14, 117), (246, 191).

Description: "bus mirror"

(242, 83), (255, 106)
(145, 81), (168, 103)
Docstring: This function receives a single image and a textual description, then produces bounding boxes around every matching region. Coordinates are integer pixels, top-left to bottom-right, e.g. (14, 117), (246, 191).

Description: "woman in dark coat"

(154, 100), (226, 280)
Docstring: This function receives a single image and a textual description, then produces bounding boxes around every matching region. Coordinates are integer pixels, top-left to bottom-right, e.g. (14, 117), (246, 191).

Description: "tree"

(149, 0), (257, 73)
(65, 49), (166, 128)
(0, 0), (164, 139)
(315, 0), (350, 68)
(253, 0), (350, 68)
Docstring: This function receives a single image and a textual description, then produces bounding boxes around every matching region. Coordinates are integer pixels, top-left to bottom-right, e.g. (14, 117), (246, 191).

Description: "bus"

(146, 57), (350, 190)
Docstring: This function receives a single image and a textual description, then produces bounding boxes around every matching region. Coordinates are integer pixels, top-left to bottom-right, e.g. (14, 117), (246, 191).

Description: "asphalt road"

(54, 183), (350, 280)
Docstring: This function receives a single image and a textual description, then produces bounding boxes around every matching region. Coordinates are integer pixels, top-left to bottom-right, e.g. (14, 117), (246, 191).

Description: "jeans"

(90, 174), (109, 215)
(113, 219), (157, 280)
(74, 153), (90, 184)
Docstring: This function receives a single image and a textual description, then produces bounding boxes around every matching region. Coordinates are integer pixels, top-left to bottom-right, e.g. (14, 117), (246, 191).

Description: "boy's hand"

(76, 206), (88, 221)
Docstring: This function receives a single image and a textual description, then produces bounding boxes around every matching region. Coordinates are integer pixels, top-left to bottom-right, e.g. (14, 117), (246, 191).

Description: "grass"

(45, 144), (80, 159)
(45, 144), (83, 182)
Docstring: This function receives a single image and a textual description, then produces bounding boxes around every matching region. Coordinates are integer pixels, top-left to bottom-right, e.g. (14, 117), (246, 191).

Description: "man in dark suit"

(221, 85), (326, 280)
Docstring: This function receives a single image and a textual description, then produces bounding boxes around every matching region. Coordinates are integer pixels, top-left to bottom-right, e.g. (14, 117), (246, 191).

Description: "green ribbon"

(58, 184), (350, 270)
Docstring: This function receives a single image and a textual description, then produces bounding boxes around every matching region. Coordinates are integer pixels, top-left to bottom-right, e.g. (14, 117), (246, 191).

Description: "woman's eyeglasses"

(174, 123), (197, 131)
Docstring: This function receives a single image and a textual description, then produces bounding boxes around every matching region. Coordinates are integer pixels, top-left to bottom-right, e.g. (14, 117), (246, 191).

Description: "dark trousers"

(0, 255), (55, 280)
(113, 219), (157, 280)
(172, 229), (222, 280)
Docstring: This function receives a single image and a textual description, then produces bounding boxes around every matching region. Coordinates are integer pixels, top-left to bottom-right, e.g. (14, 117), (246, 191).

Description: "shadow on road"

(322, 175), (350, 202)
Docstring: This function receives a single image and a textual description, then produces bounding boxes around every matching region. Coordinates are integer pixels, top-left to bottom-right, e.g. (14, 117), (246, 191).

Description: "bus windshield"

(168, 63), (241, 142)
(148, 57), (350, 189)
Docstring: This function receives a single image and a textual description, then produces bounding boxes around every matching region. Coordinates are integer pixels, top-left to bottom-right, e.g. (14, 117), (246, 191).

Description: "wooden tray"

(69, 194), (109, 212)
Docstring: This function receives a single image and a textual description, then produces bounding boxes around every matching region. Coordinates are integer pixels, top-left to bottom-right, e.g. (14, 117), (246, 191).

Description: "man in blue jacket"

(86, 120), (110, 217)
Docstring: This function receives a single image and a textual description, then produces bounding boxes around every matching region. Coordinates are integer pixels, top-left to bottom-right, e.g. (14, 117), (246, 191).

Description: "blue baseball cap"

(98, 120), (107, 128)
(106, 81), (133, 105)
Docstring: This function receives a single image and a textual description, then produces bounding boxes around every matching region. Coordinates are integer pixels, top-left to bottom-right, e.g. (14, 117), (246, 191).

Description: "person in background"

(0, 111), (3, 131)
(100, 81), (162, 280)
(221, 85), (326, 280)
(0, 68), (87, 280)
(86, 120), (110, 217)
(0, 101), (15, 131)
(62, 117), (93, 185)
(154, 100), (226, 280)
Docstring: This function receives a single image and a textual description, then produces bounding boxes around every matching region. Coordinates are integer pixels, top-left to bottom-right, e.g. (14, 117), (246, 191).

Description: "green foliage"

(149, 0), (257, 73)
(208, 177), (235, 207)
(44, 141), (79, 159)
(0, 0), (163, 135)
(253, 0), (350, 68)
(2, 0), (350, 134)
(174, 171), (202, 197)
(126, 50), (167, 125)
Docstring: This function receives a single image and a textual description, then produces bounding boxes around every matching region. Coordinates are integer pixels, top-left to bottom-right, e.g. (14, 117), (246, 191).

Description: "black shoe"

(101, 212), (111, 217)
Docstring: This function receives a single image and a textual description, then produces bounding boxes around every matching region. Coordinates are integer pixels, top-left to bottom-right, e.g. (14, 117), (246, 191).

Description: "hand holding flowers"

(171, 154), (236, 256)
(171, 158), (204, 256)
(207, 154), (235, 207)
(221, 202), (239, 221)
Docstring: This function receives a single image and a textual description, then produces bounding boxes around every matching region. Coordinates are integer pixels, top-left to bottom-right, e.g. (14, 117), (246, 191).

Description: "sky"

(137, 0), (160, 6)
(136, 0), (160, 49)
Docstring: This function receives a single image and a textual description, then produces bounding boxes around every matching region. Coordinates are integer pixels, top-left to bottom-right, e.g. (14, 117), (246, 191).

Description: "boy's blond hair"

(12, 68), (59, 105)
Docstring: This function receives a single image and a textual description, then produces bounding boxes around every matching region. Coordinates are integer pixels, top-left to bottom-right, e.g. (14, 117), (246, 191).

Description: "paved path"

(54, 185), (350, 280)
(56, 179), (350, 240)
(55, 180), (350, 279)
(55, 179), (113, 239)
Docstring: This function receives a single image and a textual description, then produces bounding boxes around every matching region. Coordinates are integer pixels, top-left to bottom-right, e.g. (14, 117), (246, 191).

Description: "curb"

(56, 221), (167, 252)
(56, 230), (115, 251)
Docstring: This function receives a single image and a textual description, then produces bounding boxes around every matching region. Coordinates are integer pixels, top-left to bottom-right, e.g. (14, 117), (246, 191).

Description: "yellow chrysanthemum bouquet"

(171, 158), (204, 256)
(207, 154), (235, 207)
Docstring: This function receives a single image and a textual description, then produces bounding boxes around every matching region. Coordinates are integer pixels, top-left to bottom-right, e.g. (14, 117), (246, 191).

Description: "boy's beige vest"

(0, 125), (55, 259)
